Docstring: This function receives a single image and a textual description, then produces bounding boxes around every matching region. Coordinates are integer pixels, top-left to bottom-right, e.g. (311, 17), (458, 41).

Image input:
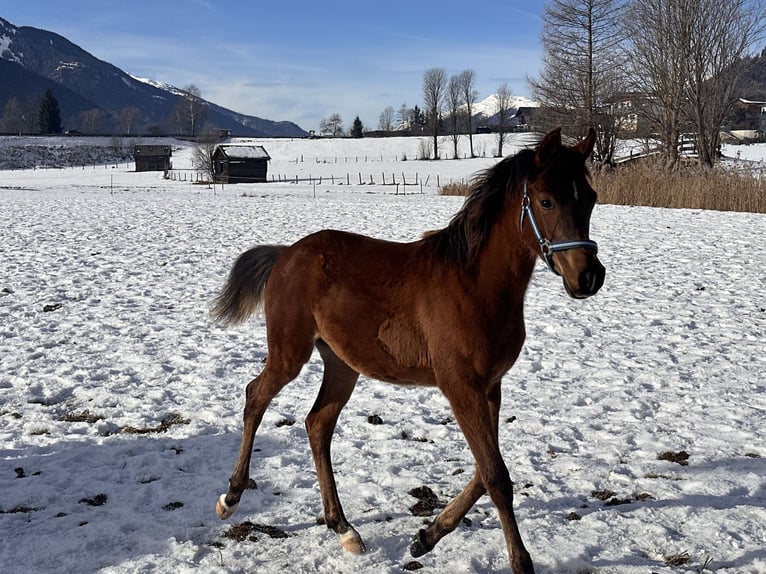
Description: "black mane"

(422, 149), (535, 266)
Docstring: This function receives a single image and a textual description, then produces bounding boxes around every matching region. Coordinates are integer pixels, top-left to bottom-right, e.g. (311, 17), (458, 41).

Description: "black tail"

(211, 245), (286, 326)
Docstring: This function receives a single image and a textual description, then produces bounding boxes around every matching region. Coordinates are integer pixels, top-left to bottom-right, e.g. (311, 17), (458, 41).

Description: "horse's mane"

(422, 149), (535, 266)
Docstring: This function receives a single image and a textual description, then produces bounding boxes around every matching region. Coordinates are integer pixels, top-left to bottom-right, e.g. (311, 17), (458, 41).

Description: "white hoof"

(216, 493), (238, 520)
(339, 529), (366, 554)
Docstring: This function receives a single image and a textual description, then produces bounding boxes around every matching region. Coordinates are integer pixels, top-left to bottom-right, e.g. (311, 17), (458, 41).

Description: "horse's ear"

(574, 128), (597, 160)
(535, 128), (562, 167)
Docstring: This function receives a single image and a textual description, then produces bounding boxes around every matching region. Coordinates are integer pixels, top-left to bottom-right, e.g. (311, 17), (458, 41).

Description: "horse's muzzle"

(567, 257), (605, 299)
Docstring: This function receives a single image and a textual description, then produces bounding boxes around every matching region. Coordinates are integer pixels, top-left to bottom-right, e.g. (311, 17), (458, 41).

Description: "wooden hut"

(213, 144), (271, 183)
(133, 145), (172, 172)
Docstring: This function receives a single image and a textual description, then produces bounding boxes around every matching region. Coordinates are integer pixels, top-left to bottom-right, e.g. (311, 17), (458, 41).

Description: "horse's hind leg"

(306, 339), (364, 553)
(410, 381), (501, 557)
(216, 340), (314, 520)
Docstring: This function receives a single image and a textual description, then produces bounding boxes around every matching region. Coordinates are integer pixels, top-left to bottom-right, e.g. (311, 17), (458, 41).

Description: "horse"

(211, 127), (605, 574)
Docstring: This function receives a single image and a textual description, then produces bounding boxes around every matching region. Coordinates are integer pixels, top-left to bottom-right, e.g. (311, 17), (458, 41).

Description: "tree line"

(0, 84), (208, 137)
(319, 68), (518, 161)
(321, 0), (764, 168)
(531, 0), (765, 168)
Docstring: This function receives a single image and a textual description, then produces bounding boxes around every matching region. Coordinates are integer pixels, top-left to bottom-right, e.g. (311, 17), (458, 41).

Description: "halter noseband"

(520, 181), (598, 275)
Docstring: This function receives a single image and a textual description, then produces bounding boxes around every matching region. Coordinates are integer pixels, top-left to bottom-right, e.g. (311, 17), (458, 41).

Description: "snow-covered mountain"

(0, 16), (307, 136)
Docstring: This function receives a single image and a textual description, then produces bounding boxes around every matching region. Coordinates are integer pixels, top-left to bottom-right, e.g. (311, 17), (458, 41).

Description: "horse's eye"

(540, 199), (554, 210)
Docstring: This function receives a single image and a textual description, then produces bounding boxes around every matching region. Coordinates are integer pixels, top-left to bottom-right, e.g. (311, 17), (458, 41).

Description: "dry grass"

(439, 160), (766, 213)
(592, 160), (766, 213)
(439, 181), (471, 196)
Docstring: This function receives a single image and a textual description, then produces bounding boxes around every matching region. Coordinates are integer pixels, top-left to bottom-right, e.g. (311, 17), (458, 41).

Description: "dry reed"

(591, 160), (766, 213)
(439, 160), (766, 214)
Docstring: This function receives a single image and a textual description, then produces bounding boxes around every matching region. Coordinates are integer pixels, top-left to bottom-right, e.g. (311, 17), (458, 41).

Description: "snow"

(1, 136), (765, 574)
(217, 144), (271, 160)
(470, 94), (541, 119)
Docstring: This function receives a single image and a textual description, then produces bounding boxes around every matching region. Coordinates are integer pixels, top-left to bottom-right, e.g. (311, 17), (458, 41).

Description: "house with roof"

(213, 144), (270, 183)
(133, 145), (172, 172)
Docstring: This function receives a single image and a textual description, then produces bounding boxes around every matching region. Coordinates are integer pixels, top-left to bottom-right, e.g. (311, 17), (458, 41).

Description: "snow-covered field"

(1, 136), (764, 574)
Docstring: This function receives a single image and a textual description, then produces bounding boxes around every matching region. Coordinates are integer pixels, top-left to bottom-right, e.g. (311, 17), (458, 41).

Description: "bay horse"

(212, 128), (605, 574)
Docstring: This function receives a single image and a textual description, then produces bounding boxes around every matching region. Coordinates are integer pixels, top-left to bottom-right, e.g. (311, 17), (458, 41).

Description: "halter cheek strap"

(520, 181), (598, 275)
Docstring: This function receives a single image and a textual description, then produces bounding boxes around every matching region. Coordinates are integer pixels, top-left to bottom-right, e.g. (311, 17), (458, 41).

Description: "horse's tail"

(211, 245), (286, 326)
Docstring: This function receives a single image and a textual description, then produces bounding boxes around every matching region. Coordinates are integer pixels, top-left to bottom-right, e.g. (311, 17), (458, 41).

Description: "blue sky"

(1, 1), (546, 131)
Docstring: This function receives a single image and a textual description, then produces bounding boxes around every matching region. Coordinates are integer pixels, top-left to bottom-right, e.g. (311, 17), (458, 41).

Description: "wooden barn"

(213, 144), (271, 183)
(133, 145), (172, 172)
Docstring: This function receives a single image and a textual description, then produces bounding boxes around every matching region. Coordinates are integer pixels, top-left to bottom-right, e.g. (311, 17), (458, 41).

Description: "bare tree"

(623, 0), (694, 167)
(458, 69), (479, 157)
(378, 106), (395, 131)
(116, 106), (141, 135)
(529, 0), (626, 165)
(683, 0), (765, 167)
(397, 103), (411, 130)
(494, 83), (514, 157)
(79, 108), (105, 133)
(192, 125), (220, 182)
(422, 68), (447, 159)
(319, 113), (344, 137)
(447, 74), (463, 159)
(174, 84), (207, 136)
(0, 97), (25, 134)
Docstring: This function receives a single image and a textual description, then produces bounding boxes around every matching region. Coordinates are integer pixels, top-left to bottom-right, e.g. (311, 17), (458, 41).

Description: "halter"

(520, 181), (598, 275)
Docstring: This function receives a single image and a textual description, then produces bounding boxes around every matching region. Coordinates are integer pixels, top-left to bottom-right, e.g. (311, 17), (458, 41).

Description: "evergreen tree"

(38, 89), (62, 134)
(351, 116), (364, 138)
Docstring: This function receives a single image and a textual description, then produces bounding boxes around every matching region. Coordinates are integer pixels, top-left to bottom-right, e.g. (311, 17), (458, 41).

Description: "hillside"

(0, 17), (306, 137)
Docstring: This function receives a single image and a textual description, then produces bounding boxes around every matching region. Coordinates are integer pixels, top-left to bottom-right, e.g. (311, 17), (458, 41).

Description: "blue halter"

(519, 181), (598, 275)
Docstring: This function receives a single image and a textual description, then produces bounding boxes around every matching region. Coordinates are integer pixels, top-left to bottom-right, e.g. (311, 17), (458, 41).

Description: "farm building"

(213, 144), (270, 183)
(133, 145), (172, 172)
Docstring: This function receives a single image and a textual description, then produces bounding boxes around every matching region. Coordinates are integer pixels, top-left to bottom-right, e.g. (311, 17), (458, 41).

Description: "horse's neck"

(474, 207), (536, 307)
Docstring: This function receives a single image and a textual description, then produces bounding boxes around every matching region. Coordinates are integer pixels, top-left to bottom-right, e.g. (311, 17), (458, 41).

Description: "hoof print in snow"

(567, 511), (582, 521)
(275, 417), (295, 428)
(591, 489), (616, 501)
(14, 467), (25, 479)
(367, 414), (383, 425)
(79, 494), (108, 507)
(592, 489), (654, 507)
(658, 450), (690, 466)
(1, 504), (41, 514)
(408, 486), (442, 517)
(42, 303), (63, 312)
(664, 551), (690, 566)
(122, 413), (190, 434)
(402, 561), (424, 571)
(60, 410), (104, 424)
(223, 521), (289, 542)
(162, 501), (184, 511)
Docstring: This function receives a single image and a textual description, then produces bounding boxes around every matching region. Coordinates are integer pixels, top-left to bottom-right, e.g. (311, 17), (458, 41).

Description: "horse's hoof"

(409, 529), (432, 558)
(339, 529), (366, 554)
(216, 493), (238, 520)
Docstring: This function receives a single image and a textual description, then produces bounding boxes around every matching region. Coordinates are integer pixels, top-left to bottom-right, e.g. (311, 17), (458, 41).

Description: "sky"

(0, 1), (546, 132)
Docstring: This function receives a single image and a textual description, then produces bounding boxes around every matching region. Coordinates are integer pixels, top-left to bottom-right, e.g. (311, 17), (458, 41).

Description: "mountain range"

(0, 17), (307, 137)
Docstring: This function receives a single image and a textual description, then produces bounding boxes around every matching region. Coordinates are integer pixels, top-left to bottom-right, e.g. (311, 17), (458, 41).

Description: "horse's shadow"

(0, 429), (444, 572)
(536, 455), (766, 572)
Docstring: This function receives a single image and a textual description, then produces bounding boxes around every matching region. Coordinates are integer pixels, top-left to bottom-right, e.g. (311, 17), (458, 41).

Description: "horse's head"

(522, 128), (605, 299)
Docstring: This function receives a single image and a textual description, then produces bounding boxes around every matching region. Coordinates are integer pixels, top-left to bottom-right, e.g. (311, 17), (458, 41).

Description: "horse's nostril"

(579, 270), (595, 294)
(578, 267), (604, 295)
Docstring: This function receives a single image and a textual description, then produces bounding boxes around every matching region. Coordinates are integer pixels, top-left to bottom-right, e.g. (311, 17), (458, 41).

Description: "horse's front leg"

(410, 473), (485, 557)
(410, 382), (502, 556)
(441, 379), (535, 574)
